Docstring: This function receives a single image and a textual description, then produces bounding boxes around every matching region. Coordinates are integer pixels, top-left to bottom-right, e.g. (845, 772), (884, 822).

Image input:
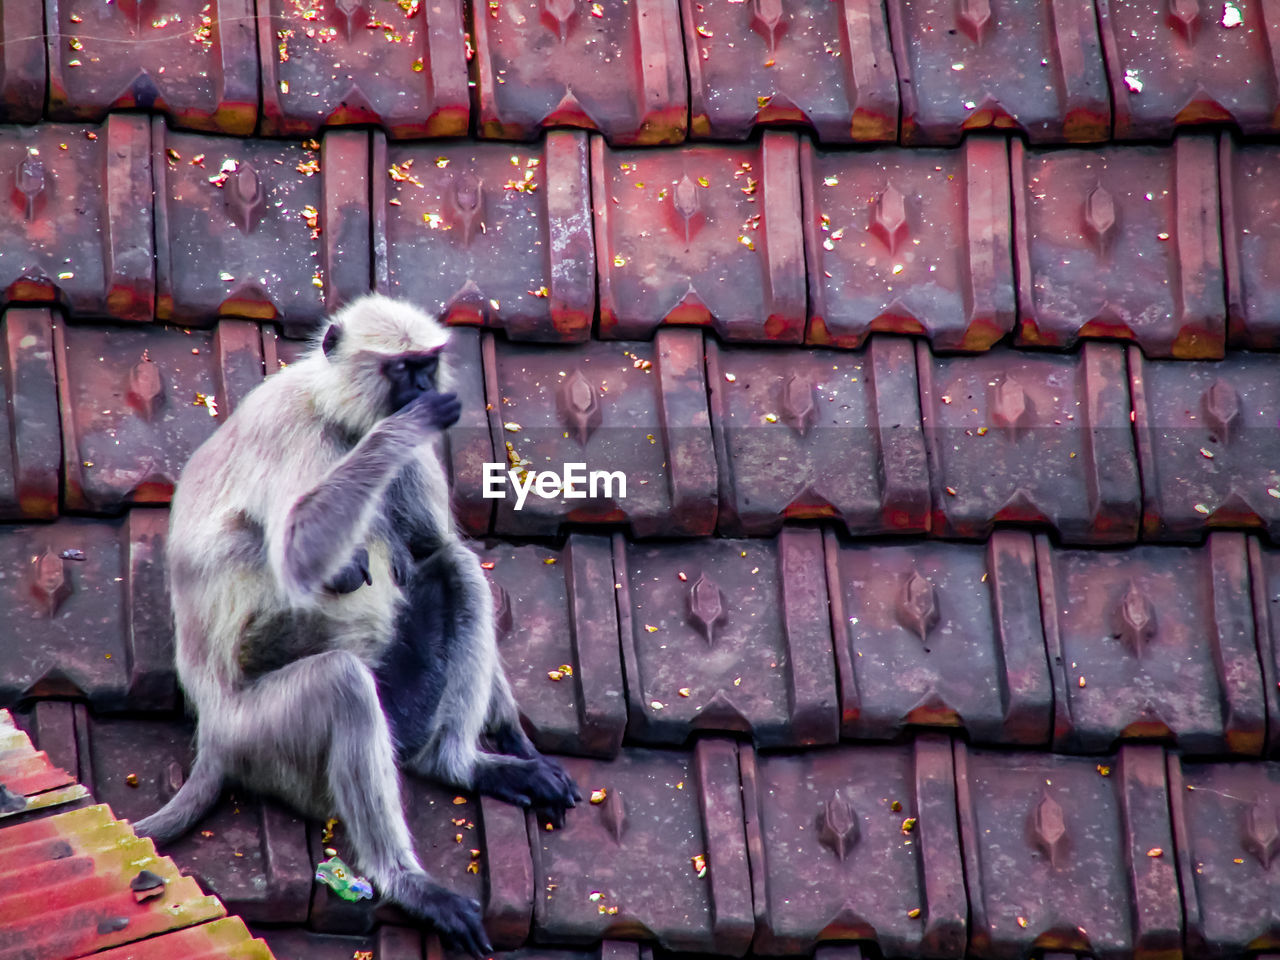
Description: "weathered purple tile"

(0, 308), (59, 520)
(531, 742), (752, 954)
(745, 736), (965, 957)
(57, 321), (264, 513)
(709, 338), (928, 536)
(1014, 136), (1225, 357)
(257, 0), (468, 138)
(594, 134), (805, 342)
(0, 118), (153, 323)
(473, 0), (686, 145)
(684, 0), (897, 142)
(825, 530), (1050, 745)
(0, 512), (175, 712)
(888, 0), (1109, 144)
(47, 0), (257, 134)
(0, 4), (45, 123)
(373, 132), (594, 341)
(1221, 138), (1280, 348)
(479, 535), (625, 758)
(956, 743), (1180, 960)
(1132, 348), (1280, 542)
(154, 122), (326, 330)
(1169, 755), (1280, 957)
(804, 137), (1013, 351)
(615, 528), (837, 748)
(1099, 0), (1280, 139)
(1038, 533), (1264, 755)
(252, 927), (378, 960)
(919, 342), (1140, 544)
(1247, 540), (1280, 758)
(484, 330), (716, 537)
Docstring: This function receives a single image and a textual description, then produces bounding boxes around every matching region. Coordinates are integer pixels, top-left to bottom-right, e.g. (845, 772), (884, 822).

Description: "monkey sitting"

(135, 295), (580, 955)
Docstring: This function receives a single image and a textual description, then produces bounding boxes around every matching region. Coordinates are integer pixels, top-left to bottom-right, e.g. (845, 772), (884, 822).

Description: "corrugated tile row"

(5, 121), (1280, 356)
(23, 312), (1280, 547)
(14, 705), (1280, 960)
(11, 507), (1280, 761)
(0, 708), (278, 960)
(8, 0), (1280, 146)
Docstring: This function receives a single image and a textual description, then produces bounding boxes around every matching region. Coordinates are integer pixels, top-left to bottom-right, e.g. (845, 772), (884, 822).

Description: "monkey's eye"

(391, 359), (408, 374)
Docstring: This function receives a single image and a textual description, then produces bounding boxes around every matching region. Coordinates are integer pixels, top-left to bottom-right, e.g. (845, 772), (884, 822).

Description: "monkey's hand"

(397, 390), (461, 435)
(530, 755), (582, 829)
(477, 756), (581, 829)
(324, 548), (371, 594)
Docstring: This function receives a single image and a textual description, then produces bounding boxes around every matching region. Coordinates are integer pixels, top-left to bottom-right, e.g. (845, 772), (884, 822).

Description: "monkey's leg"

(228, 650), (491, 956)
(395, 544), (580, 823)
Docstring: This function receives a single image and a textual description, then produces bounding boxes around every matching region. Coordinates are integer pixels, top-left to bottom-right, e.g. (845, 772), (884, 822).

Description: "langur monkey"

(135, 295), (579, 954)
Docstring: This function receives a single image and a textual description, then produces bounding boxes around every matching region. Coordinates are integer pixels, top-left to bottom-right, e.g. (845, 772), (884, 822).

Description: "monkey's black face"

(383, 351), (442, 413)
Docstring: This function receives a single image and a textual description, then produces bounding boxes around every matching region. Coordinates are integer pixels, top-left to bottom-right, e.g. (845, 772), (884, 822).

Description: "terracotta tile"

(888, 0), (1109, 144)
(257, 0), (468, 138)
(1099, 0), (1280, 139)
(1037, 533), (1265, 755)
(0, 4), (45, 123)
(0, 118), (154, 323)
(93, 917), (276, 960)
(473, 0), (686, 145)
(0, 308), (59, 520)
(484, 330), (716, 537)
(1220, 138), (1280, 347)
(683, 0), (897, 142)
(531, 742), (753, 954)
(614, 528), (838, 748)
(480, 535), (625, 758)
(1132, 348), (1280, 541)
(594, 134), (805, 342)
(825, 530), (1051, 745)
(153, 123), (327, 330)
(804, 137), (1013, 351)
(57, 321), (264, 513)
(0, 803), (226, 957)
(373, 132), (595, 342)
(709, 338), (928, 536)
(956, 743), (1180, 959)
(918, 342), (1140, 544)
(744, 736), (965, 957)
(75, 714), (313, 925)
(46, 0), (258, 134)
(1014, 135), (1225, 357)
(0, 708), (79, 808)
(0, 513), (176, 711)
(1169, 754), (1280, 957)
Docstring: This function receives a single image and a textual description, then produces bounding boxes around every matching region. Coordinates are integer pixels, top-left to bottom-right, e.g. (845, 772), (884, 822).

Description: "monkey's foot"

(387, 872), (491, 957)
(475, 756), (581, 827)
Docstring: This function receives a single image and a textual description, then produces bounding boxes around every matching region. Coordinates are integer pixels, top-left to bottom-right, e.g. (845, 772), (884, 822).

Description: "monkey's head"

(314, 294), (453, 433)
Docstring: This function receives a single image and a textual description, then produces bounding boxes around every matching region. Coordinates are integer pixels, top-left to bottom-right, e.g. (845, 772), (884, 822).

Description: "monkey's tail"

(132, 751), (224, 843)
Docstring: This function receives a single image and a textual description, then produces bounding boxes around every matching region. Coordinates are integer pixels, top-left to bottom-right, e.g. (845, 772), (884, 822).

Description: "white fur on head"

(310, 294), (452, 434)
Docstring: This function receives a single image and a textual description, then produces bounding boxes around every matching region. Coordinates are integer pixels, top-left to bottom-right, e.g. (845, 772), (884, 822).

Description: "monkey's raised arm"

(272, 390), (461, 606)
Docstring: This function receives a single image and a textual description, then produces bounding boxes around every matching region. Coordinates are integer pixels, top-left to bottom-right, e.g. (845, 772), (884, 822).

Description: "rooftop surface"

(1, 1), (1280, 959)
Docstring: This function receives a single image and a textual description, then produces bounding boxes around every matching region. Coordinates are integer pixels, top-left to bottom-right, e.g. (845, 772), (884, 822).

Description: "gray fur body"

(134, 296), (576, 954)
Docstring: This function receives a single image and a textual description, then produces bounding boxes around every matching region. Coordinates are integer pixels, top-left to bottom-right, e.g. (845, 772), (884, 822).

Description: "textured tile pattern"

(6, 6), (1280, 959)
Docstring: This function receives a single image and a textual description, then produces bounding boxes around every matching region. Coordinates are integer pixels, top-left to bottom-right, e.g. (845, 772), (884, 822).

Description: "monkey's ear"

(321, 324), (342, 357)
